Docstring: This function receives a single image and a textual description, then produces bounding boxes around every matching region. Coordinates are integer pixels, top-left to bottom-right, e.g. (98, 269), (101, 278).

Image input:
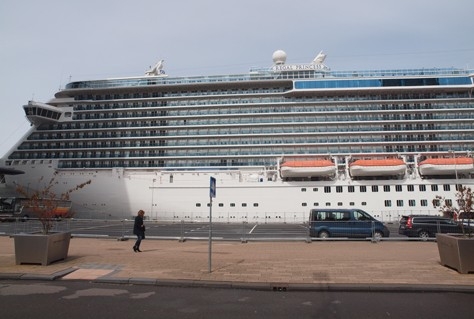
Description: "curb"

(91, 278), (474, 293)
(2, 272), (473, 293)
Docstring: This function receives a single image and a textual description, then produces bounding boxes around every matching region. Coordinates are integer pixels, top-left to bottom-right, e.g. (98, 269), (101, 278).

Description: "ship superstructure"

(1, 50), (473, 222)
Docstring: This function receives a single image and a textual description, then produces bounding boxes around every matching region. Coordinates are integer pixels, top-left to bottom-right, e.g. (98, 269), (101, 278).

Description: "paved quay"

(1, 235), (474, 292)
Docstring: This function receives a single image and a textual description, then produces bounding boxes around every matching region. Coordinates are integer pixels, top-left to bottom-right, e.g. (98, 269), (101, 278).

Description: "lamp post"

(150, 178), (156, 220)
(449, 150), (458, 189)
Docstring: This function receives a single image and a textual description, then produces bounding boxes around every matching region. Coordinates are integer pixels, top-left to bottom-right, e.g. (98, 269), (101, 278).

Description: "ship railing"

(65, 67), (473, 90)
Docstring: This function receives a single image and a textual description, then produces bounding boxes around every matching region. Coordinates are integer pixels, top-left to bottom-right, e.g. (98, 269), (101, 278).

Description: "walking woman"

(133, 209), (145, 252)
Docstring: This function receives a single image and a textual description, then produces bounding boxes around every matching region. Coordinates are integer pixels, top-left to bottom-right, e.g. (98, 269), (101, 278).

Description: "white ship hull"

(4, 161), (471, 224)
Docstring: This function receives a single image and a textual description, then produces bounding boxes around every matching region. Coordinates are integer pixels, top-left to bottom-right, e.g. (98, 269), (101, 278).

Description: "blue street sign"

(210, 177), (216, 198)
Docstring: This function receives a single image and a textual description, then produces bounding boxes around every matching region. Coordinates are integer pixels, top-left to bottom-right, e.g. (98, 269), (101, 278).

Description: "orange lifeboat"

(349, 159), (406, 177)
(418, 157), (474, 176)
(280, 160), (336, 178)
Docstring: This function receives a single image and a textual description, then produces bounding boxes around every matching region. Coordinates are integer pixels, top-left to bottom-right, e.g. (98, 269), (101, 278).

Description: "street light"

(449, 150), (458, 189)
(150, 178), (156, 220)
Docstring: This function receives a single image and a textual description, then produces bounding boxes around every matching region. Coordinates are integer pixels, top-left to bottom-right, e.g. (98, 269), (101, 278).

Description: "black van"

(398, 215), (464, 239)
(309, 208), (390, 239)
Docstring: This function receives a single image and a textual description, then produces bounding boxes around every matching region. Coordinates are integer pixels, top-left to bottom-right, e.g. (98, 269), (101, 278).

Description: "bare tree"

(15, 172), (91, 234)
(433, 186), (473, 237)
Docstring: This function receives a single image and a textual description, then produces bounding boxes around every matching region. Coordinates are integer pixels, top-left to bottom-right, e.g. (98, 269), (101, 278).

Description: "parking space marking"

(249, 224), (258, 234)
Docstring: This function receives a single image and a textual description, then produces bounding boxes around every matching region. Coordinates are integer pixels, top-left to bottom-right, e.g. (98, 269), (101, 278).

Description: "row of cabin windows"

(75, 87), (285, 101)
(196, 203), (259, 208)
(302, 184), (456, 193)
(195, 199), (432, 208)
(195, 183), (459, 208)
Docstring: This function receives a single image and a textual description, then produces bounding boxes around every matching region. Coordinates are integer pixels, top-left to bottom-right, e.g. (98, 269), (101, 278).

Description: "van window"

(353, 210), (372, 221)
(312, 210), (351, 222)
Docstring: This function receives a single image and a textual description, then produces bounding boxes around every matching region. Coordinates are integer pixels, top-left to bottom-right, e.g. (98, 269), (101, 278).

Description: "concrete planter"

(436, 233), (474, 274)
(14, 232), (71, 266)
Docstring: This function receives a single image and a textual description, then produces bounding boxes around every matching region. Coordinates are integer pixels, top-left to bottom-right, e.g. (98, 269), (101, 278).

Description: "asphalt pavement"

(1, 280), (473, 319)
(1, 235), (474, 292)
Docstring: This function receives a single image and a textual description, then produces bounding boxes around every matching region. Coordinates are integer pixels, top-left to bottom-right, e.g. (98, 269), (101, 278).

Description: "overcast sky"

(1, 0), (473, 158)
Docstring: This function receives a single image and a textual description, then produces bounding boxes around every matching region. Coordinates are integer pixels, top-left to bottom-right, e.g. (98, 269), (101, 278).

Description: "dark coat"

(133, 215), (145, 237)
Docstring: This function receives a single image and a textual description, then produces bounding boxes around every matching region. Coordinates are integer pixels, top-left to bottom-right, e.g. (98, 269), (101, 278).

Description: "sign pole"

(209, 177), (216, 273)
(209, 195), (212, 273)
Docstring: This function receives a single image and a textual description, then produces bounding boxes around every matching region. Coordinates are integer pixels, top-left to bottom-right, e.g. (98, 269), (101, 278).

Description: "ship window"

(230, 203), (235, 207)
(349, 202), (355, 206)
(336, 186), (343, 193)
(407, 185), (414, 192)
(419, 185), (426, 192)
(302, 203), (307, 207)
(384, 200), (392, 207)
(324, 186), (331, 193)
(445, 199), (452, 206)
(242, 203), (247, 207)
(360, 186), (367, 192)
(361, 202), (367, 206)
(313, 202), (319, 207)
(348, 186), (355, 193)
(396, 185), (403, 192)
(218, 203), (224, 207)
(431, 185), (438, 192)
(409, 200), (416, 207)
(443, 184), (451, 191)
(372, 185), (379, 192)
(397, 200), (404, 207)
(312, 188), (318, 192)
(421, 200), (428, 207)
(196, 203), (201, 207)
(253, 203), (258, 207)
(325, 202), (331, 206)
(337, 202), (343, 206)
(301, 188), (307, 192)
(384, 185), (390, 192)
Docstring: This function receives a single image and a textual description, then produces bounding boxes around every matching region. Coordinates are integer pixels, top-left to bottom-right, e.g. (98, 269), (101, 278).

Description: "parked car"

(308, 208), (390, 239)
(398, 215), (464, 239)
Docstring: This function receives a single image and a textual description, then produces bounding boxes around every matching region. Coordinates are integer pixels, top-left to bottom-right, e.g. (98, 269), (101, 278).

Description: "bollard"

(179, 220), (186, 242)
(241, 221), (248, 243)
(371, 221), (380, 243)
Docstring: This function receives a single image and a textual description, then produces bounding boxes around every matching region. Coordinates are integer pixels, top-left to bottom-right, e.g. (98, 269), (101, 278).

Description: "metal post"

(208, 176), (216, 273)
(208, 196), (212, 273)
(150, 179), (155, 220)
(241, 221), (247, 243)
(450, 150), (458, 189)
(179, 220), (185, 242)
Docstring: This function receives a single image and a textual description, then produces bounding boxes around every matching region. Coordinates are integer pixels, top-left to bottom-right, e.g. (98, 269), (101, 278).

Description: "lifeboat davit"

(280, 160), (336, 178)
(349, 159), (406, 177)
(418, 157), (474, 176)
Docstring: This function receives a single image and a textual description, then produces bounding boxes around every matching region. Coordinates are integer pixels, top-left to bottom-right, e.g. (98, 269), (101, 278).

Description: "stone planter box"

(436, 233), (474, 274)
(14, 232), (71, 266)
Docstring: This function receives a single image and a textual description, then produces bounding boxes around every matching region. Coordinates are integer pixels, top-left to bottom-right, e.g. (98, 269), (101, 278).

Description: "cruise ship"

(1, 50), (473, 223)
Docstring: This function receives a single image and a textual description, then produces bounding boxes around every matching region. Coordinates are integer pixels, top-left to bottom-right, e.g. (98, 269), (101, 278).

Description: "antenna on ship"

(272, 50), (287, 65)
